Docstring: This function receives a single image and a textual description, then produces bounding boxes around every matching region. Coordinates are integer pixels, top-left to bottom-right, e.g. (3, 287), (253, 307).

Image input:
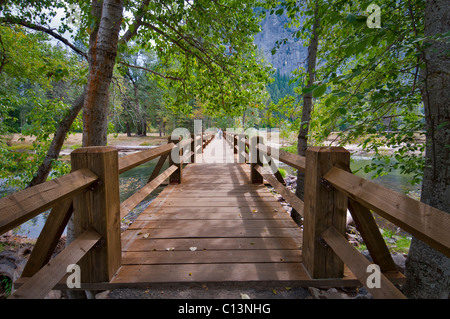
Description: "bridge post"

(250, 135), (264, 184)
(190, 134), (195, 164)
(302, 146), (350, 279)
(70, 146), (121, 283)
(169, 136), (182, 183)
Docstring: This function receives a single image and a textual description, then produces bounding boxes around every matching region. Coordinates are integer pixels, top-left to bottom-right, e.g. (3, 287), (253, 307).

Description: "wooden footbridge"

(1, 132), (449, 299)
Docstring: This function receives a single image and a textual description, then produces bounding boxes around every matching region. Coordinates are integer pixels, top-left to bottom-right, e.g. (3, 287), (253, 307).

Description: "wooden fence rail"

(1, 139), (195, 298)
(228, 132), (449, 299)
(3, 130), (449, 299)
(0, 169), (98, 235)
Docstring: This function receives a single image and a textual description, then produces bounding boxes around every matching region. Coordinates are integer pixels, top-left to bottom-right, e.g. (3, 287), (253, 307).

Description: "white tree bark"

(82, 0), (124, 147)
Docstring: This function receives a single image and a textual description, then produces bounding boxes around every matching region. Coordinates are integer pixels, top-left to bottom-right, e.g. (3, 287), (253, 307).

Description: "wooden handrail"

(9, 228), (101, 299)
(256, 143), (306, 172)
(251, 137), (448, 297)
(118, 142), (175, 174)
(21, 199), (74, 277)
(324, 166), (450, 257)
(120, 165), (178, 219)
(253, 141), (450, 259)
(0, 168), (98, 235)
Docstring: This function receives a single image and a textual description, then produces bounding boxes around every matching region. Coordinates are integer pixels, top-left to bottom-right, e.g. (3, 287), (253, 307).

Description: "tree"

(404, 0), (450, 299)
(294, 0), (319, 225)
(264, 0), (449, 297)
(1, 0), (271, 186)
(0, 24), (85, 189)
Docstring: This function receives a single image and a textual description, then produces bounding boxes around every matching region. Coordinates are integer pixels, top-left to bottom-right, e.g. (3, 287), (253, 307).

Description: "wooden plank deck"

(110, 137), (405, 288)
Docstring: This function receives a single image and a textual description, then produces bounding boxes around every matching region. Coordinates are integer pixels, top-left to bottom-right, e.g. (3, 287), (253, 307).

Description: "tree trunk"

(125, 121), (131, 137)
(292, 1), (320, 225)
(82, 0), (123, 147)
(404, 0), (450, 299)
(27, 89), (86, 188)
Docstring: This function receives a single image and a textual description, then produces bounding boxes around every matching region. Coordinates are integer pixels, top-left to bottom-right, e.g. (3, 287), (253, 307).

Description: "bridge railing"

(1, 133), (214, 298)
(228, 132), (449, 299)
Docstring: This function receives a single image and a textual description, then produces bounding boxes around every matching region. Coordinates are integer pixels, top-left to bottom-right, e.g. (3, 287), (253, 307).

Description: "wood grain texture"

(0, 168), (97, 234)
(10, 229), (101, 299)
(321, 226), (406, 299)
(324, 166), (450, 257)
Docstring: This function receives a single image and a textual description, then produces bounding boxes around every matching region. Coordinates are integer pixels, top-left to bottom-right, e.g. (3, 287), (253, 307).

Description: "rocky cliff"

(254, 11), (307, 76)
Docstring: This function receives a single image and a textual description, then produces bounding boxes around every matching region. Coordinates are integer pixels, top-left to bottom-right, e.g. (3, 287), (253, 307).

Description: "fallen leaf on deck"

(189, 247), (197, 251)
(240, 293), (250, 299)
(143, 233), (150, 238)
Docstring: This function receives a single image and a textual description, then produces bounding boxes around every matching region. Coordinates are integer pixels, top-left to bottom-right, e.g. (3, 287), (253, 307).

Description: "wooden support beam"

(321, 226), (406, 299)
(168, 136), (182, 184)
(250, 136), (263, 184)
(262, 153), (286, 185)
(190, 134), (195, 163)
(302, 146), (350, 279)
(71, 146), (122, 283)
(147, 152), (168, 184)
(255, 165), (304, 217)
(324, 166), (450, 257)
(121, 165), (178, 219)
(21, 199), (73, 277)
(10, 228), (101, 299)
(347, 199), (398, 272)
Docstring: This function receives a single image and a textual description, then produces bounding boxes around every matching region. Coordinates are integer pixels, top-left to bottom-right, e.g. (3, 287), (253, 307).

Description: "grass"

(8, 144), (33, 151)
(281, 144), (297, 154)
(278, 168), (287, 178)
(0, 276), (12, 298)
(139, 142), (152, 146)
(355, 227), (411, 255)
(70, 144), (82, 150)
(382, 228), (412, 254)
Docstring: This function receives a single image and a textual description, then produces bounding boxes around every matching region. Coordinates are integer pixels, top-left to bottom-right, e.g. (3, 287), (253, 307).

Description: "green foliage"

(281, 144), (297, 154)
(0, 25), (84, 189)
(278, 168), (287, 178)
(143, 0), (272, 117)
(1, 275), (12, 298)
(266, 70), (297, 104)
(263, 0), (428, 184)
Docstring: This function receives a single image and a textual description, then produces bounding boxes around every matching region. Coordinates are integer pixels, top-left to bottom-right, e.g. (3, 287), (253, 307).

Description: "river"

(5, 157), (168, 238)
(3, 155), (420, 238)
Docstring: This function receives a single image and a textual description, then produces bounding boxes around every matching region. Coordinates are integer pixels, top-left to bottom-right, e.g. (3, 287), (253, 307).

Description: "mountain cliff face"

(254, 11), (307, 76)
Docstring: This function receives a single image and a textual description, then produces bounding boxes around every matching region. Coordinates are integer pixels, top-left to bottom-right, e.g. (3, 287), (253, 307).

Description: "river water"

(5, 157), (168, 238)
(3, 155), (420, 239)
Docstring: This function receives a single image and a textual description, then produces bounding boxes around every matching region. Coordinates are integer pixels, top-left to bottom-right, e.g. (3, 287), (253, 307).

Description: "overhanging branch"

(119, 61), (184, 81)
(0, 17), (88, 60)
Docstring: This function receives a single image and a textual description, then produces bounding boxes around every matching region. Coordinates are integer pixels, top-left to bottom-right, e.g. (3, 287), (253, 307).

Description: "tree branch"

(0, 17), (88, 60)
(119, 61), (184, 81)
(119, 0), (150, 45)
